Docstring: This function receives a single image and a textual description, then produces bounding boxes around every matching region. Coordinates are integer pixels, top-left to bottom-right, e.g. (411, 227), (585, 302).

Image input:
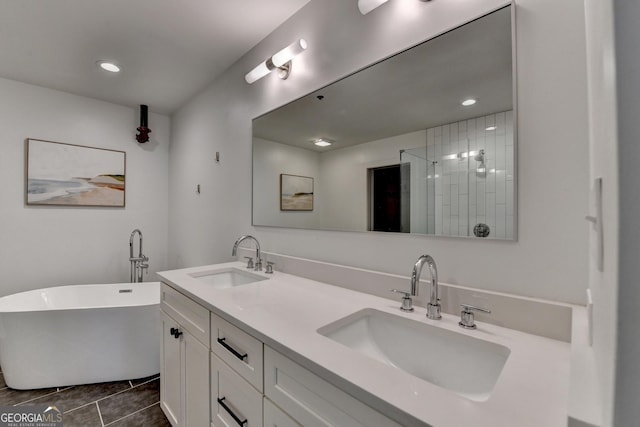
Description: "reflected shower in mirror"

(252, 5), (515, 240)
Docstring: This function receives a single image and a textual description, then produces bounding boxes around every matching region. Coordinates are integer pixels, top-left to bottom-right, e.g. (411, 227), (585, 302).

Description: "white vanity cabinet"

(211, 353), (263, 427)
(160, 284), (211, 427)
(160, 282), (402, 427)
(210, 313), (264, 427)
(264, 347), (402, 427)
(263, 398), (301, 427)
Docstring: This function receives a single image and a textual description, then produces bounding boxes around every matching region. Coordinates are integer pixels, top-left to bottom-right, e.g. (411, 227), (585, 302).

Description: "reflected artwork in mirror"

(253, 5), (515, 240)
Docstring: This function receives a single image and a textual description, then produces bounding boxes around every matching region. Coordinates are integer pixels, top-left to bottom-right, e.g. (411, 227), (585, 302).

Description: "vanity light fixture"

(245, 39), (308, 84)
(461, 98), (477, 106)
(485, 125), (497, 131)
(97, 61), (121, 73)
(313, 138), (333, 147)
(359, 0), (431, 15)
(358, 0), (389, 14)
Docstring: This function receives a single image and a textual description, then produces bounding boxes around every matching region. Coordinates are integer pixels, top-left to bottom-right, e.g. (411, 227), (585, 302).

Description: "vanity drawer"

(264, 346), (402, 427)
(211, 353), (262, 427)
(161, 283), (210, 346)
(264, 398), (301, 427)
(211, 313), (263, 391)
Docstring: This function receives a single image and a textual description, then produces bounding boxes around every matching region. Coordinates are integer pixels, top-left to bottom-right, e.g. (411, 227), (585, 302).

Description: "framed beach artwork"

(280, 174), (313, 211)
(26, 139), (126, 207)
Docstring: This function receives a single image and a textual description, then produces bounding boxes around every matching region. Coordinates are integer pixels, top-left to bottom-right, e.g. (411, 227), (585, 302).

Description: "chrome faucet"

(129, 229), (149, 283)
(412, 254), (441, 320)
(392, 255), (442, 318)
(231, 235), (262, 271)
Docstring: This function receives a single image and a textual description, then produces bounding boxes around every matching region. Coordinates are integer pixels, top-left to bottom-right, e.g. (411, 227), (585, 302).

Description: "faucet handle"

(244, 257), (254, 269)
(459, 304), (491, 329)
(390, 289), (414, 312)
(265, 261), (275, 274)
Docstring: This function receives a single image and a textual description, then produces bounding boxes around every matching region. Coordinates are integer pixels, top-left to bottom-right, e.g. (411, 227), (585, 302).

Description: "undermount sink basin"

(189, 268), (268, 289)
(317, 308), (510, 401)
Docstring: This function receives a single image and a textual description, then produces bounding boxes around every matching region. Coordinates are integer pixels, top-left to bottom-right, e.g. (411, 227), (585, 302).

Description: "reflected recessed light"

(97, 61), (121, 73)
(313, 138), (333, 147)
(461, 98), (476, 106)
(485, 125), (497, 131)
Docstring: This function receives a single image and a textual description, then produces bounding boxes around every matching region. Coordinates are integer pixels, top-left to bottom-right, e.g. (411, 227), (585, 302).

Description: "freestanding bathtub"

(0, 282), (160, 390)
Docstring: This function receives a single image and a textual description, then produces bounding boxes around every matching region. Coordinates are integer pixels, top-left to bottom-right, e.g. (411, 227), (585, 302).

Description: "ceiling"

(253, 6), (513, 152)
(0, 0), (310, 115)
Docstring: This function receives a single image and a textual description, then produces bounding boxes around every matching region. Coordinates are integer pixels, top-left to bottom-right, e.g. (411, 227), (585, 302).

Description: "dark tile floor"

(0, 369), (171, 426)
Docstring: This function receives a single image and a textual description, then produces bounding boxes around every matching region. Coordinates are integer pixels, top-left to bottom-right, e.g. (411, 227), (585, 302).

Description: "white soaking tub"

(0, 282), (160, 389)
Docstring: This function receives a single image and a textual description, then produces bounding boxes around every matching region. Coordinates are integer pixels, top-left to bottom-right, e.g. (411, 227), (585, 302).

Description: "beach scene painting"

(280, 174), (313, 211)
(26, 139), (126, 207)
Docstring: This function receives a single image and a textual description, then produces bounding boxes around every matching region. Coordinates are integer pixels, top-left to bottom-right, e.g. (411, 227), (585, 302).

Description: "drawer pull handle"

(217, 397), (247, 426)
(170, 327), (183, 339)
(217, 337), (247, 361)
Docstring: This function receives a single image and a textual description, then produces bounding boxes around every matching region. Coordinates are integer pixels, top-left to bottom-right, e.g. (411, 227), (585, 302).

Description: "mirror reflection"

(253, 5), (515, 240)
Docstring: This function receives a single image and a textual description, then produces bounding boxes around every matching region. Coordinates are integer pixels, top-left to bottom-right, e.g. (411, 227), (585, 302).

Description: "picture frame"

(280, 174), (313, 211)
(26, 139), (126, 207)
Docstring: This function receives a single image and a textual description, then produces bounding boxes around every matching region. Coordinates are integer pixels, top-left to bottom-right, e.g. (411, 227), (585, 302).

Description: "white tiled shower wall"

(427, 111), (514, 239)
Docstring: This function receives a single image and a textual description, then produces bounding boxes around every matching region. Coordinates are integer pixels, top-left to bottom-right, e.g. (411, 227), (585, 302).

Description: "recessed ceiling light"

(97, 61), (121, 73)
(485, 125), (497, 131)
(461, 98), (476, 106)
(313, 138), (333, 147)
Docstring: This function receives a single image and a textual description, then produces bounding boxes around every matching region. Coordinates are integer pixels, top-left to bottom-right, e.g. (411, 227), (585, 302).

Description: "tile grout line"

(96, 401), (105, 427)
(2, 376), (163, 424)
(14, 387), (72, 406)
(77, 376), (160, 408)
(128, 376), (160, 390)
(103, 401), (160, 426)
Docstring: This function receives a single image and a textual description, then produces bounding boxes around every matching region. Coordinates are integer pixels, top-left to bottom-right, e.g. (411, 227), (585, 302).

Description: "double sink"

(189, 265), (510, 401)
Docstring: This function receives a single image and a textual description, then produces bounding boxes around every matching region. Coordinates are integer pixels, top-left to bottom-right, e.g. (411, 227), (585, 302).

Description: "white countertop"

(158, 262), (571, 427)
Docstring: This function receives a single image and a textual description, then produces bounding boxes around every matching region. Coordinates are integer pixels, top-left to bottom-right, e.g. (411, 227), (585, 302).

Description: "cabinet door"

(161, 283), (210, 345)
(263, 398), (301, 427)
(184, 331), (210, 427)
(161, 313), (182, 427)
(211, 353), (262, 427)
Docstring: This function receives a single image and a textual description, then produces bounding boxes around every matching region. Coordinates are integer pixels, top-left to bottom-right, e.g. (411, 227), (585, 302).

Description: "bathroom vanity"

(158, 257), (583, 427)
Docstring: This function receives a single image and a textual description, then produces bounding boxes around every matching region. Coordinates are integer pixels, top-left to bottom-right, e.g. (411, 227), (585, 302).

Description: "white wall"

(253, 131), (425, 232)
(584, 0), (619, 425)
(253, 137), (322, 229)
(0, 77), (170, 296)
(400, 146), (429, 234)
(169, 0), (589, 304)
(613, 0), (640, 422)
(318, 130), (425, 231)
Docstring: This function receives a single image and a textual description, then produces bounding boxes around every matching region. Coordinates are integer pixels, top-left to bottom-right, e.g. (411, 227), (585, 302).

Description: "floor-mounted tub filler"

(0, 282), (160, 389)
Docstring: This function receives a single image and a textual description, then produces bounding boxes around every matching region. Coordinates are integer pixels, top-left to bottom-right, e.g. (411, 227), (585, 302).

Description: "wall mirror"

(253, 5), (515, 240)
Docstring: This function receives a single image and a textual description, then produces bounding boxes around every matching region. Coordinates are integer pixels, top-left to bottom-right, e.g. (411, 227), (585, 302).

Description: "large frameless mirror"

(253, 5), (516, 240)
